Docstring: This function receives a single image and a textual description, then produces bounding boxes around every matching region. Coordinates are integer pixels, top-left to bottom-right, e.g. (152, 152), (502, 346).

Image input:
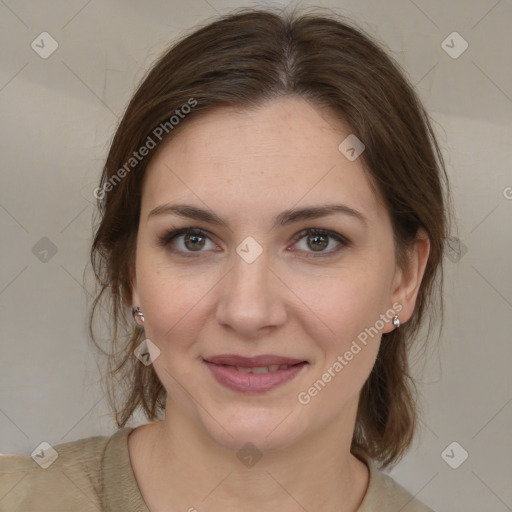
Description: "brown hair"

(89, 6), (453, 470)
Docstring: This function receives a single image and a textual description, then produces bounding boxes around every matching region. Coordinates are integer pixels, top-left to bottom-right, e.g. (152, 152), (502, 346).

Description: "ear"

(130, 267), (141, 310)
(382, 228), (430, 333)
(130, 268), (145, 327)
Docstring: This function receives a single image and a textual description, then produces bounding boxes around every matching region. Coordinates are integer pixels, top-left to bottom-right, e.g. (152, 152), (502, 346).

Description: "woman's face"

(132, 96), (420, 452)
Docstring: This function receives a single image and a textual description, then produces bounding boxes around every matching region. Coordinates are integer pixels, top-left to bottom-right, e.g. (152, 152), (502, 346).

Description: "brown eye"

(158, 228), (217, 257)
(291, 228), (350, 257)
(307, 233), (329, 251)
(183, 231), (206, 251)
(158, 227), (349, 259)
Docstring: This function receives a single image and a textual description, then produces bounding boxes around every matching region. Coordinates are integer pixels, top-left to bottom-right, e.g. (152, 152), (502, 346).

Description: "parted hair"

(89, 6), (453, 470)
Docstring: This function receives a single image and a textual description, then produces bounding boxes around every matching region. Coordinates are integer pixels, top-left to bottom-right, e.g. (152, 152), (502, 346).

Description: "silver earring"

(132, 306), (144, 326)
(392, 314), (400, 328)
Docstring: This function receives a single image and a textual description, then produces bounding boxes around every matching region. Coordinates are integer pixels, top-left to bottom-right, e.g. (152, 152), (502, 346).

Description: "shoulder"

(0, 427), (135, 512)
(358, 456), (436, 512)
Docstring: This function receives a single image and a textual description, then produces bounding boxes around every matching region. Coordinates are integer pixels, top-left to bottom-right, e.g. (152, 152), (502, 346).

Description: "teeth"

(249, 366), (269, 374)
(233, 364), (291, 373)
(236, 366), (254, 373)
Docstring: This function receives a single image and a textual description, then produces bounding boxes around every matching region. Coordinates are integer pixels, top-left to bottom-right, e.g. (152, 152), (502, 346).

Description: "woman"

(1, 7), (451, 511)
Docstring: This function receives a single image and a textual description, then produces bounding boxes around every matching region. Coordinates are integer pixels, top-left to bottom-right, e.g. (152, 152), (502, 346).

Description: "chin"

(209, 427), (299, 455)
(199, 406), (306, 455)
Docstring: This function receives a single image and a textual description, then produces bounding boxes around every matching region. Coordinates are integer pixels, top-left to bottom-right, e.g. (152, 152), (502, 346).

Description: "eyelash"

(157, 227), (350, 258)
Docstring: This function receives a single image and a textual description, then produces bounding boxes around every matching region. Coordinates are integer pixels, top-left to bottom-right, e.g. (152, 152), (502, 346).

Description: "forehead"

(141, 97), (386, 225)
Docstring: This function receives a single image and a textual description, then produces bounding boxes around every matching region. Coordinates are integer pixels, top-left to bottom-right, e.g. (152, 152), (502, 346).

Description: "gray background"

(1, 0), (511, 511)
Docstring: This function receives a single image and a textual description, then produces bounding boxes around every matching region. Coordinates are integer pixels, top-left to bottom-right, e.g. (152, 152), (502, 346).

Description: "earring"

(132, 306), (145, 326)
(392, 314), (400, 328)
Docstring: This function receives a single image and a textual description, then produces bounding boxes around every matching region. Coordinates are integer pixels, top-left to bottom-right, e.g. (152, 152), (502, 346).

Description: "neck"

(130, 401), (369, 512)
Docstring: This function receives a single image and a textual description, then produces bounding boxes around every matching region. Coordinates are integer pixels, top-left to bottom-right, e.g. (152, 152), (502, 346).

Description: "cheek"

(294, 265), (391, 394)
(297, 273), (386, 407)
(136, 236), (393, 351)
(293, 262), (391, 341)
(134, 250), (218, 344)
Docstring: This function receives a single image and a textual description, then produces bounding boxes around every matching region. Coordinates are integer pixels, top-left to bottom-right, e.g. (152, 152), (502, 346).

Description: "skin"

(129, 96), (430, 512)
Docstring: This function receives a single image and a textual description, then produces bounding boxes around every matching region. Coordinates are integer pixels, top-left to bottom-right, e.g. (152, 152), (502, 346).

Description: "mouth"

(203, 354), (307, 367)
(214, 363), (304, 373)
(202, 355), (309, 392)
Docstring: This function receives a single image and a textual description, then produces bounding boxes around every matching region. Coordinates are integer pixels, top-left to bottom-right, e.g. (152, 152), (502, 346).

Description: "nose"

(215, 249), (288, 339)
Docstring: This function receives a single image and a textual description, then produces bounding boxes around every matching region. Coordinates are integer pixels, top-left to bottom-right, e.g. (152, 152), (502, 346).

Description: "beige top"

(0, 426), (435, 511)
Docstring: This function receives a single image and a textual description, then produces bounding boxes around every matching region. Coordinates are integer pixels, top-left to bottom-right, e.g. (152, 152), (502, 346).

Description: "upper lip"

(203, 354), (307, 367)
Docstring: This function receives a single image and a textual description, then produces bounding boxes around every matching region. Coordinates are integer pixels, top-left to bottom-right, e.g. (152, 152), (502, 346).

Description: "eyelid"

(290, 227), (350, 246)
(157, 227), (218, 253)
(158, 226), (350, 257)
(288, 228), (350, 257)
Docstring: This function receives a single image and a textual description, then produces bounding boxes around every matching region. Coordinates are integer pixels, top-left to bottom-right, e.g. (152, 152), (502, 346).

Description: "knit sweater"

(0, 426), (435, 511)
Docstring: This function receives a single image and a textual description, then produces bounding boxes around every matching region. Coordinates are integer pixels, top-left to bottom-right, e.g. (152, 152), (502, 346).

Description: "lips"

(203, 354), (306, 367)
(203, 354), (308, 392)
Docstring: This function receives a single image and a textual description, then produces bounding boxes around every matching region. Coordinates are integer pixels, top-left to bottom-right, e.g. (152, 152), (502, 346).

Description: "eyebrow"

(147, 203), (367, 229)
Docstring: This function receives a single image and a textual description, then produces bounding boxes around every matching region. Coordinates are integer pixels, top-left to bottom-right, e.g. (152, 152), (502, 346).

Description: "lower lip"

(204, 361), (308, 392)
